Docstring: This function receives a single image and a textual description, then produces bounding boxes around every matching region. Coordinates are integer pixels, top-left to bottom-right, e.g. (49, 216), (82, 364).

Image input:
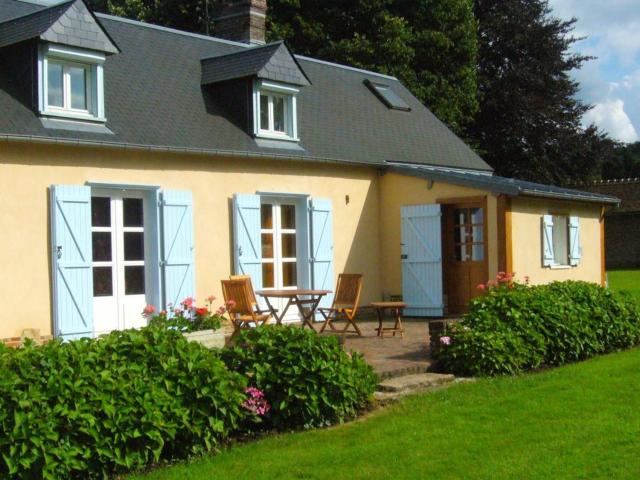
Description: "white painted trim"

(259, 81), (300, 94)
(86, 181), (161, 191)
(253, 80), (299, 141)
(39, 44), (106, 122)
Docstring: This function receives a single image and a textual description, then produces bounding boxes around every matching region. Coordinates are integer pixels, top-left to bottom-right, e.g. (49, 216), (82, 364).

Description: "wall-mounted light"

(427, 179), (434, 190)
(345, 194), (350, 204)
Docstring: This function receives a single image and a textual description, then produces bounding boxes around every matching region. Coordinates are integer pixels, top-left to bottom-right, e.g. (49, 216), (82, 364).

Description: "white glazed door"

(260, 201), (299, 322)
(91, 192), (147, 336)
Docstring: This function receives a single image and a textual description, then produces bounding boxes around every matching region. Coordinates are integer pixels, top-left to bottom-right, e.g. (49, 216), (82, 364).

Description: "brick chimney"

(212, 0), (267, 45)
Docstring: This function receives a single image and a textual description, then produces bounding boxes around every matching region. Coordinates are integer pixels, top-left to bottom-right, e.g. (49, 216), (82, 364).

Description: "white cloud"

(583, 99), (638, 142)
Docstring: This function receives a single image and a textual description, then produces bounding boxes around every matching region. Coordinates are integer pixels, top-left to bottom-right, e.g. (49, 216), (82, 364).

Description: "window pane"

(282, 262), (297, 287)
(472, 225), (483, 243)
(92, 232), (112, 261)
(47, 62), (63, 107)
(472, 244), (484, 261)
(471, 208), (483, 224)
(455, 244), (467, 262)
(454, 208), (468, 225)
(454, 226), (467, 243)
(123, 198), (143, 227)
(260, 94), (269, 130)
(91, 197), (110, 227)
(262, 233), (274, 258)
(262, 262), (274, 288)
(552, 215), (568, 265)
(281, 204), (295, 229)
(124, 232), (144, 261)
(261, 204), (273, 229)
(273, 96), (285, 132)
(125, 266), (145, 295)
(93, 267), (112, 297)
(69, 66), (87, 110)
(282, 233), (296, 257)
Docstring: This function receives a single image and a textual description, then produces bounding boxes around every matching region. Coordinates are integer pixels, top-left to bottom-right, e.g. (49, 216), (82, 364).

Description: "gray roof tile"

(0, 0), (118, 54)
(0, 0), (492, 172)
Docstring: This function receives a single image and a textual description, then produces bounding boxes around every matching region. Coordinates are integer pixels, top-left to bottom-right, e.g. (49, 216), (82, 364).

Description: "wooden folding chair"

(221, 279), (272, 336)
(229, 274), (276, 315)
(318, 274), (363, 335)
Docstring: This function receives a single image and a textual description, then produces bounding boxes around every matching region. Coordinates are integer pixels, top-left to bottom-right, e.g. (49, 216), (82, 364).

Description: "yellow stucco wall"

(0, 142), (382, 338)
(378, 172), (499, 297)
(510, 197), (602, 285)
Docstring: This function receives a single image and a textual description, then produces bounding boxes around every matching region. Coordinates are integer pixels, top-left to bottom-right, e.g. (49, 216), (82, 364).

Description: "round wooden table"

(255, 289), (332, 331)
(371, 301), (406, 338)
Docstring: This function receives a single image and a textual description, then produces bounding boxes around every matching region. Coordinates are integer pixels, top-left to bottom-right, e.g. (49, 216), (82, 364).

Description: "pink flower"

(181, 297), (195, 309)
(206, 294), (216, 303)
(173, 308), (183, 316)
(216, 306), (226, 315)
(439, 336), (451, 346)
(226, 299), (237, 309)
(159, 310), (167, 316)
(477, 283), (486, 291)
(242, 387), (270, 416)
(142, 304), (156, 316)
(195, 307), (208, 317)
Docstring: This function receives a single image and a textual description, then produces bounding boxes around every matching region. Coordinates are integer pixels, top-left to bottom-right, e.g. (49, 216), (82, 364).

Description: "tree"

(467, 0), (613, 184)
(600, 142), (640, 179)
(267, 0), (478, 133)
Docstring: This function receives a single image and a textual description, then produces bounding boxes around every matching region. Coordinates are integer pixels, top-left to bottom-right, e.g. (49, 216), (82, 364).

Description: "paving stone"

(377, 373), (455, 393)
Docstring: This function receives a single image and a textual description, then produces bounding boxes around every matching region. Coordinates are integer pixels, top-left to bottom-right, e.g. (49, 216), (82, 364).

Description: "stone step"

(377, 363), (431, 381)
(377, 372), (455, 393)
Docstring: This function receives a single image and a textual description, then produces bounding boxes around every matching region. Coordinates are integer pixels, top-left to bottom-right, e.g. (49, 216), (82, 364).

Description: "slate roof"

(389, 163), (620, 205)
(201, 41), (310, 86)
(0, 0), (494, 172)
(0, 0), (118, 53)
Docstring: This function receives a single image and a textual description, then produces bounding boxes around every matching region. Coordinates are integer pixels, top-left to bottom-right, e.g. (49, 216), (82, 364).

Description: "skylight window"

(364, 79), (411, 111)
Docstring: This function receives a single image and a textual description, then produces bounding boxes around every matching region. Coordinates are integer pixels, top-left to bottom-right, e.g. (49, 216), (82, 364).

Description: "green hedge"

(222, 326), (377, 430)
(0, 328), (247, 479)
(437, 281), (640, 376)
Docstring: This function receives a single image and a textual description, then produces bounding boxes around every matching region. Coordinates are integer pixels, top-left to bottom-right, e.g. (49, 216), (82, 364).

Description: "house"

(0, 0), (619, 343)
(579, 179), (640, 269)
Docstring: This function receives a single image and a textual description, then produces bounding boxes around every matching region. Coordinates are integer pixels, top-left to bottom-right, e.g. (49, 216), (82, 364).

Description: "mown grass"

(608, 269), (640, 300)
(131, 347), (640, 480)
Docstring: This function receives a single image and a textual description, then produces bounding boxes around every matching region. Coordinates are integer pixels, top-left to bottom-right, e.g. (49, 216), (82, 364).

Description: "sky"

(548, 0), (640, 143)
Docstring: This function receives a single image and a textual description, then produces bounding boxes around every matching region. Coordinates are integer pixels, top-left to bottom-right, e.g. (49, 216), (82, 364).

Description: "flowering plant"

(476, 271), (522, 292)
(144, 295), (231, 332)
(242, 387), (270, 418)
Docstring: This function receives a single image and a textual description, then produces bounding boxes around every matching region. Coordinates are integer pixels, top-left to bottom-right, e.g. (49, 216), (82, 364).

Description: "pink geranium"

(181, 297), (195, 309)
(243, 387), (270, 416)
(439, 336), (451, 346)
(142, 304), (156, 316)
(206, 294), (216, 304)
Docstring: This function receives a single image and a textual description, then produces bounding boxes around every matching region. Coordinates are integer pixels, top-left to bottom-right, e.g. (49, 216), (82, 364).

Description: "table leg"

(376, 307), (383, 337)
(295, 295), (322, 332)
(394, 308), (404, 338)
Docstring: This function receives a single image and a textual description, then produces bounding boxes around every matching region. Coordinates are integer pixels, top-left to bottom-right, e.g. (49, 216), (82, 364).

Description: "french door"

(91, 191), (148, 335)
(260, 200), (299, 321)
(442, 201), (488, 314)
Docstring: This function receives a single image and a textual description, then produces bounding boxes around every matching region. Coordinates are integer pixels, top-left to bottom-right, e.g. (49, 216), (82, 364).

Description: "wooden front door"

(442, 200), (488, 314)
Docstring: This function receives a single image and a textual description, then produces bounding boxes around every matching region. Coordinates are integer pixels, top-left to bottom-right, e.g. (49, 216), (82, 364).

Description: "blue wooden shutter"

(568, 216), (581, 266)
(50, 185), (93, 339)
(309, 198), (334, 309)
(401, 204), (443, 316)
(542, 215), (555, 267)
(233, 194), (262, 291)
(161, 190), (195, 308)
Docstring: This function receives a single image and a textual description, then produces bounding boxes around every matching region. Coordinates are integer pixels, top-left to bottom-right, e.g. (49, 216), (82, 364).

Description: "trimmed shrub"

(437, 280), (640, 377)
(0, 327), (247, 479)
(221, 326), (377, 430)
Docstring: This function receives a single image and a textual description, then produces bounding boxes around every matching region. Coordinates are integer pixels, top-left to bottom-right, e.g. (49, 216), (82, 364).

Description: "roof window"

(364, 79), (411, 111)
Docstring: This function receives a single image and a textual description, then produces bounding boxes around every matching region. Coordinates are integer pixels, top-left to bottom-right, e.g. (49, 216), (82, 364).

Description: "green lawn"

(608, 269), (640, 299)
(131, 347), (640, 480)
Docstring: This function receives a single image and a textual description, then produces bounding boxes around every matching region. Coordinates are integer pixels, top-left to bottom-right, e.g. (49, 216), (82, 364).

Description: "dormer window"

(39, 44), (106, 122)
(253, 81), (298, 141)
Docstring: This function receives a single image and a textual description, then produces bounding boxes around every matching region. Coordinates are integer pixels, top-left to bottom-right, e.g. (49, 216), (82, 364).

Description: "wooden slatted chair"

(221, 279), (272, 336)
(229, 274), (276, 315)
(318, 274), (363, 335)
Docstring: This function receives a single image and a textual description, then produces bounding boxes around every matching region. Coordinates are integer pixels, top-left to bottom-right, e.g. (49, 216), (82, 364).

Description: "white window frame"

(260, 200), (299, 290)
(38, 44), (106, 122)
(253, 80), (299, 141)
(551, 214), (570, 267)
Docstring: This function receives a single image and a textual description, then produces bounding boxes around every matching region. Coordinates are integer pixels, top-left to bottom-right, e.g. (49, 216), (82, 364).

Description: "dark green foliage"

(600, 141), (640, 179)
(267, 0), (479, 134)
(0, 328), (246, 479)
(221, 326), (377, 430)
(468, 0), (616, 184)
(437, 281), (640, 376)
